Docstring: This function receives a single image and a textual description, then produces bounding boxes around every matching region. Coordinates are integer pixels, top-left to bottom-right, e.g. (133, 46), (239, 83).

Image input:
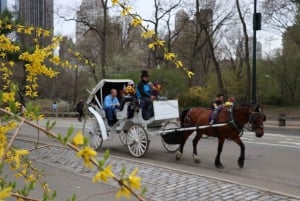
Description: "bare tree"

(235, 0), (251, 102)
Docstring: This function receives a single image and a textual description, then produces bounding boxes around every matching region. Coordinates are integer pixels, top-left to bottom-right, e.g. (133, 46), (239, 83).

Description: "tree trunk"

(236, 0), (251, 103)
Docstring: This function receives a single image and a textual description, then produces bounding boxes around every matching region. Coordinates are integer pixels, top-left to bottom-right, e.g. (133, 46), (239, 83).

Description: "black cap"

(141, 70), (149, 78)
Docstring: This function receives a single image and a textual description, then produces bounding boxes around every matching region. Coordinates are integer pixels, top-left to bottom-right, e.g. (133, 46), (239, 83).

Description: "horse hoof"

(193, 155), (201, 163)
(176, 151), (182, 160)
(238, 160), (244, 168)
(215, 164), (224, 169)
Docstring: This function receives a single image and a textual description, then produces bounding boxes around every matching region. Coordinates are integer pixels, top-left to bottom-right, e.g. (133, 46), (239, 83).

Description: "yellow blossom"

(76, 147), (97, 168)
(2, 92), (15, 103)
(36, 27), (44, 37)
(175, 60), (183, 68)
(43, 30), (51, 37)
(164, 52), (176, 61)
(187, 71), (194, 78)
(148, 42), (156, 50)
(121, 6), (132, 16)
(128, 168), (141, 190)
(0, 186), (12, 200)
(111, 0), (119, 5)
(5, 24), (12, 29)
(13, 149), (29, 169)
(131, 18), (142, 27)
(156, 40), (165, 47)
(116, 186), (131, 200)
(74, 51), (80, 57)
(141, 30), (155, 39)
(16, 25), (24, 33)
(92, 165), (115, 183)
(72, 131), (84, 146)
(8, 61), (14, 67)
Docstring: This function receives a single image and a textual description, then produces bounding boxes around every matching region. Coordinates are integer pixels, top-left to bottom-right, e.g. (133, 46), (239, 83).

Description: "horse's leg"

(231, 136), (245, 168)
(215, 136), (225, 169)
(176, 131), (192, 160)
(192, 132), (202, 163)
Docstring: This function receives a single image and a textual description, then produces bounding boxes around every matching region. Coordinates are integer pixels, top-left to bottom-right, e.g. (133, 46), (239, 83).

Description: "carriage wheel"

(127, 124), (149, 157)
(161, 122), (181, 153)
(83, 115), (103, 150)
(119, 131), (127, 146)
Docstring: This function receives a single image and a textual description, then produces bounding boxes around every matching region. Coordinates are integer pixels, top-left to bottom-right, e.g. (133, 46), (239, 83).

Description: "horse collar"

(227, 105), (243, 131)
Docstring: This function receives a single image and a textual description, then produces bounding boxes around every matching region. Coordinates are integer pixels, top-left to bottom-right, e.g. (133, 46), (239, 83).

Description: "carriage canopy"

(86, 79), (134, 107)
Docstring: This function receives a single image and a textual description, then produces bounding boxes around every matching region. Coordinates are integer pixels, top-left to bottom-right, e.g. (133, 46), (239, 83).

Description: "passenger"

(210, 93), (224, 124)
(136, 70), (155, 120)
(224, 96), (235, 106)
(103, 89), (120, 126)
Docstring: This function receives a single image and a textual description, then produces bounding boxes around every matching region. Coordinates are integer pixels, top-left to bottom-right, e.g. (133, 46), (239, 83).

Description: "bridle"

(247, 108), (265, 131)
(229, 105), (265, 132)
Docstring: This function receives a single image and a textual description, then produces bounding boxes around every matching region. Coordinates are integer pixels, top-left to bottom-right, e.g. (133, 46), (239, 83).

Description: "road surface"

(16, 118), (300, 198)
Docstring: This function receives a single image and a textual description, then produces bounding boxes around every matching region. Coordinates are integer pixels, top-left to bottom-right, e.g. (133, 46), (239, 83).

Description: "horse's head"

(249, 104), (266, 137)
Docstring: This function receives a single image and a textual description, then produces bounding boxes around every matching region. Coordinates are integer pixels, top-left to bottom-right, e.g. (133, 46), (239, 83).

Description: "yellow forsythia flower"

(2, 92), (15, 103)
(72, 131), (84, 146)
(0, 186), (12, 200)
(164, 52), (176, 61)
(116, 186), (131, 200)
(148, 43), (156, 50)
(13, 149), (29, 169)
(76, 147), (97, 168)
(141, 30), (155, 39)
(175, 60), (183, 68)
(187, 71), (194, 78)
(121, 6), (132, 16)
(131, 18), (142, 27)
(92, 165), (115, 183)
(128, 168), (141, 190)
(111, 0), (119, 5)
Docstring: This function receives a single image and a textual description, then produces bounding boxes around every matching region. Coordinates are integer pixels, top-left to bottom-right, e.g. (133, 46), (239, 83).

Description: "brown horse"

(176, 104), (265, 169)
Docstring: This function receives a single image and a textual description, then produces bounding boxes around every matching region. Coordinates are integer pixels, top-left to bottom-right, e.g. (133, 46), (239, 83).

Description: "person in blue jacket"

(104, 89), (120, 126)
(136, 70), (155, 120)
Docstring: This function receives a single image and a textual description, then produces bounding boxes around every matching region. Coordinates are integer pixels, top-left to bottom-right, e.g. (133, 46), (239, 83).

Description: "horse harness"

(227, 105), (264, 132)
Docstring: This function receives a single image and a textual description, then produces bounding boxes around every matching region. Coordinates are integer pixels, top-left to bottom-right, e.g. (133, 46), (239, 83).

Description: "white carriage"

(83, 79), (181, 157)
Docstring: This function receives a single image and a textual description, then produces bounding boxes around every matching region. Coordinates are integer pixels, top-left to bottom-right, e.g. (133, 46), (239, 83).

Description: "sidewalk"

(7, 139), (300, 201)
(264, 119), (300, 131)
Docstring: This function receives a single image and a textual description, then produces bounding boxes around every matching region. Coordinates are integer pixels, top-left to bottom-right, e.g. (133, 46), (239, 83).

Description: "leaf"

(120, 167), (126, 178)
(103, 149), (110, 160)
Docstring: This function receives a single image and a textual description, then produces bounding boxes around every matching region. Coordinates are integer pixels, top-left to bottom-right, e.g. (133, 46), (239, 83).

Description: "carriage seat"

(116, 102), (131, 120)
(119, 96), (133, 110)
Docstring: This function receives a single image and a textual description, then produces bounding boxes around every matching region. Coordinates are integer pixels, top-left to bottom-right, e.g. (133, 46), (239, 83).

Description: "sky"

(6, 0), (282, 56)
(54, 0), (154, 39)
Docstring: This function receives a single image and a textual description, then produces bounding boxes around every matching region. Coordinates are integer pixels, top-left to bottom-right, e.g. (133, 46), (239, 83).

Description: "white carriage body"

(84, 79), (180, 157)
(153, 100), (179, 121)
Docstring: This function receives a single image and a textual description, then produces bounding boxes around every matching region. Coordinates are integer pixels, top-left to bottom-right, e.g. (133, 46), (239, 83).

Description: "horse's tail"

(180, 108), (190, 127)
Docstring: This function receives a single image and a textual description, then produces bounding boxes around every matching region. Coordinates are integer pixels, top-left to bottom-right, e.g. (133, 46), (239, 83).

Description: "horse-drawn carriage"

(83, 79), (266, 168)
(83, 79), (181, 157)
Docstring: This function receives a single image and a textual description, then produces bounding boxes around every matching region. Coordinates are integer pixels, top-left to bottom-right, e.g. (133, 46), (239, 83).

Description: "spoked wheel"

(119, 131), (128, 146)
(127, 124), (149, 157)
(83, 115), (103, 150)
(161, 122), (181, 153)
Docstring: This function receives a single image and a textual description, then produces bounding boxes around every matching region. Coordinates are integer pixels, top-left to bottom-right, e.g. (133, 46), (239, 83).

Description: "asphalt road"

(16, 118), (300, 198)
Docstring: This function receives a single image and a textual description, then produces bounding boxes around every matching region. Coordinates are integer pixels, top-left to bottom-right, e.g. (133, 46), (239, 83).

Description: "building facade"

(76, 0), (103, 42)
(19, 0), (53, 45)
(0, 0), (7, 12)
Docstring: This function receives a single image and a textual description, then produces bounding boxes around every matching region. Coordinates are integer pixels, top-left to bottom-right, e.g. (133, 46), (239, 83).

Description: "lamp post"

(252, 0), (257, 105)
(252, 0), (261, 105)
